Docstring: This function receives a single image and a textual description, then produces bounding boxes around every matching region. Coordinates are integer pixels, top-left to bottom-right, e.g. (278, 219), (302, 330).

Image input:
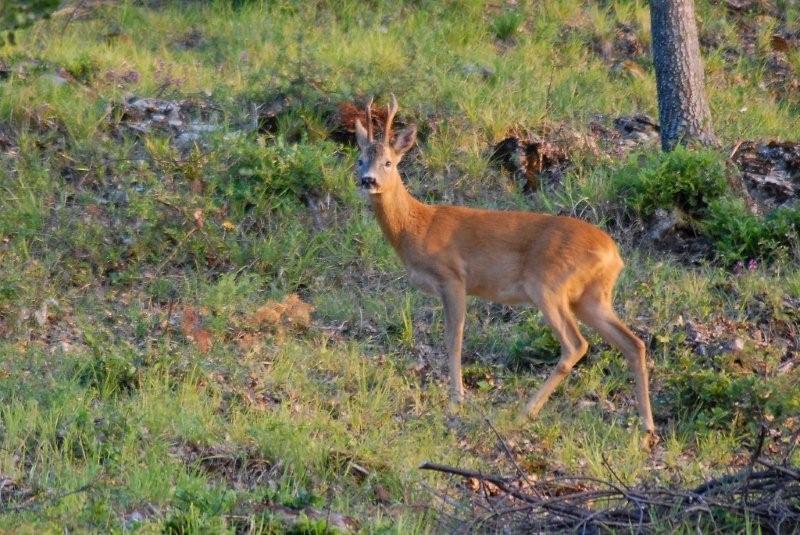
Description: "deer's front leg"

(439, 281), (466, 406)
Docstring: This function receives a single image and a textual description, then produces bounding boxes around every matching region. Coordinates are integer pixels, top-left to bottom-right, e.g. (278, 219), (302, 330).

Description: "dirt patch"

(180, 306), (213, 354)
(250, 294), (314, 332)
(489, 115), (660, 193)
(702, 4), (800, 96)
(101, 68), (140, 88)
(592, 22), (646, 61)
(664, 297), (798, 374)
(609, 207), (714, 266)
(0, 124), (14, 154)
(763, 50), (800, 96)
(248, 504), (359, 533)
(254, 89), (414, 147)
(51, 0), (119, 21)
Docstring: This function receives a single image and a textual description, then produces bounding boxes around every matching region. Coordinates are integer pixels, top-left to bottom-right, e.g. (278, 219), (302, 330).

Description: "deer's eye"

(384, 160), (392, 167)
(357, 159), (363, 167)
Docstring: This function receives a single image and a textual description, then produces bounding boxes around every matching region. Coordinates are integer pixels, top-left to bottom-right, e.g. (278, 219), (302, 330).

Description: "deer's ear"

(354, 119), (370, 150)
(392, 125), (417, 156)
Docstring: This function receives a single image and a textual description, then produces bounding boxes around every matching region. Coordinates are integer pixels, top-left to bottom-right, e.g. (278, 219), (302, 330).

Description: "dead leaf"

(771, 34), (790, 52)
(193, 209), (204, 229)
(251, 294), (314, 331)
(181, 307), (213, 353)
(193, 329), (212, 353)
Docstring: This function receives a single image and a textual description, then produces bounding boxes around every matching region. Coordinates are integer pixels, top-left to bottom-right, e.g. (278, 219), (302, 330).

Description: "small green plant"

(264, 486), (324, 510)
(491, 10), (524, 41)
(507, 314), (562, 370)
(287, 516), (338, 535)
(611, 147), (729, 220)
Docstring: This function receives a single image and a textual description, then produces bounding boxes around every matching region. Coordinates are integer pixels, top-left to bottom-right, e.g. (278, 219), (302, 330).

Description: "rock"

(44, 73), (69, 86)
(463, 63), (495, 79)
(727, 337), (745, 353)
(648, 208), (687, 241)
(175, 132), (201, 150)
(123, 511), (144, 529)
(116, 95), (219, 150)
(613, 114), (660, 142)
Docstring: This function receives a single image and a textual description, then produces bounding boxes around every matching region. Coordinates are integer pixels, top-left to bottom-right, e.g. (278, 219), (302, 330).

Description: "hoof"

(518, 405), (538, 422)
(523, 399), (543, 421)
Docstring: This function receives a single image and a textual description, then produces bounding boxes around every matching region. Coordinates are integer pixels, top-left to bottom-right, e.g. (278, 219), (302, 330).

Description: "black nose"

(360, 175), (376, 188)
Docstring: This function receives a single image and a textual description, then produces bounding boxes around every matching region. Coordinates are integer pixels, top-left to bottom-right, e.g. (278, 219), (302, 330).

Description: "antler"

(365, 97), (374, 143)
(385, 93), (398, 143)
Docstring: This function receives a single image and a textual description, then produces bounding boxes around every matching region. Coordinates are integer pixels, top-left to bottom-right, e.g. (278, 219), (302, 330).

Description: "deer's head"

(354, 95), (417, 195)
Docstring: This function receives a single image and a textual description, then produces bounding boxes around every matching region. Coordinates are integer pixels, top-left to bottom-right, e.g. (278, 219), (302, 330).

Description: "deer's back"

(402, 204), (621, 303)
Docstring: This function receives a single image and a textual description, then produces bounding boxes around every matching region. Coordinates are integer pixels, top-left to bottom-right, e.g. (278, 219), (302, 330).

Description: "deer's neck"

(370, 177), (429, 252)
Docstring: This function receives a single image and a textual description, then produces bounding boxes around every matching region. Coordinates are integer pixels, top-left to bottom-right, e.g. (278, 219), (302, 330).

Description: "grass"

(0, 0), (798, 532)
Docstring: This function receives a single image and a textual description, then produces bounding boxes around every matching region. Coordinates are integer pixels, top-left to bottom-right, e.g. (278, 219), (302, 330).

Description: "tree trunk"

(650, 0), (717, 151)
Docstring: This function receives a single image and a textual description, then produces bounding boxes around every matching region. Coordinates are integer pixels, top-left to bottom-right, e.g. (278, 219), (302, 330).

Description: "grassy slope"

(0, 0), (798, 532)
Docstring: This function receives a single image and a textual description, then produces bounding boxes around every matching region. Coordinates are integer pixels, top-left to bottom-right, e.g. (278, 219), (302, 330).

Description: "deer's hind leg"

(523, 286), (589, 419)
(573, 283), (655, 434)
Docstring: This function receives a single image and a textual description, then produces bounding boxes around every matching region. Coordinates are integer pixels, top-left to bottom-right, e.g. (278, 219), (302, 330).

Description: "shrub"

(663, 367), (799, 433)
(216, 136), (353, 213)
(1, 0), (59, 32)
(611, 146), (730, 220)
(704, 197), (800, 264)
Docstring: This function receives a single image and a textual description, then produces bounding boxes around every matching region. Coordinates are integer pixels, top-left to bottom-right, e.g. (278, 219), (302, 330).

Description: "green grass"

(1, 0), (798, 532)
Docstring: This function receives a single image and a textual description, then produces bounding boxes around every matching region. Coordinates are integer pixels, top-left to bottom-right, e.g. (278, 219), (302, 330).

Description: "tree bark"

(650, 0), (717, 151)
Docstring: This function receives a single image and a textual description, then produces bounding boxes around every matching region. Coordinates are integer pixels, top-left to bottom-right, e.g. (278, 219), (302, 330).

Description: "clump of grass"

(491, 10), (524, 41)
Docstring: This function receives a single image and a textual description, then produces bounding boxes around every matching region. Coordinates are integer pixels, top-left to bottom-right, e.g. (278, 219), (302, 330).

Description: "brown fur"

(355, 97), (655, 435)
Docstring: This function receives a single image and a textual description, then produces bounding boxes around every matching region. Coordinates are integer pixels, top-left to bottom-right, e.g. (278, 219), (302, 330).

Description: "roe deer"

(355, 96), (655, 437)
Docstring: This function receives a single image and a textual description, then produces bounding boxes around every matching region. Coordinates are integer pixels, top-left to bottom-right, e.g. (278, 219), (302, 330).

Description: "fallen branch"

(421, 437), (800, 533)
